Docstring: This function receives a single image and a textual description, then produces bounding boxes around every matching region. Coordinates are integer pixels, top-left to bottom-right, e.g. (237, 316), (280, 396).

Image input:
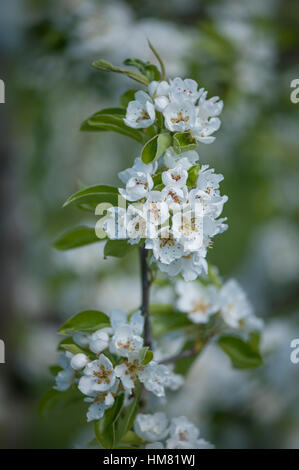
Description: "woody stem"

(139, 244), (152, 350)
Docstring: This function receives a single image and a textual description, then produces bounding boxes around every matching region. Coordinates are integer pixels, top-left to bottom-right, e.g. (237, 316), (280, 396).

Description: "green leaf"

(38, 387), (82, 417)
(49, 365), (62, 376)
(81, 111), (144, 142)
(104, 239), (137, 258)
(141, 133), (172, 164)
(94, 394), (125, 449)
(58, 337), (89, 355)
(218, 334), (263, 369)
(173, 132), (197, 153)
(142, 350), (154, 365)
(53, 226), (100, 250)
(92, 60), (150, 85)
(58, 310), (110, 335)
(150, 304), (192, 337)
(63, 185), (121, 211)
(115, 383), (142, 444)
(187, 165), (200, 188)
(123, 58), (161, 82)
(120, 90), (138, 108)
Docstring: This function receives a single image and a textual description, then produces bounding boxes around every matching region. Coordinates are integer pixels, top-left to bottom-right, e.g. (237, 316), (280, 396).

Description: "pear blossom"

(169, 77), (203, 104)
(164, 101), (196, 133)
(162, 166), (188, 188)
(134, 412), (169, 442)
(124, 91), (155, 129)
(176, 280), (219, 324)
(53, 352), (74, 391)
(219, 280), (262, 330)
(118, 157), (157, 185)
(70, 353), (89, 370)
(166, 416), (213, 449)
(119, 171), (153, 202)
(78, 354), (116, 396)
(114, 358), (144, 393)
(164, 147), (199, 170)
(89, 329), (111, 354)
(138, 361), (183, 397)
(109, 310), (144, 358)
(85, 391), (115, 422)
(146, 227), (184, 265)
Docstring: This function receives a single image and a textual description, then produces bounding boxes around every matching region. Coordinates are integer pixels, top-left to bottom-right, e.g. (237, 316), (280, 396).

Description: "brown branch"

(159, 347), (198, 365)
(139, 244), (152, 349)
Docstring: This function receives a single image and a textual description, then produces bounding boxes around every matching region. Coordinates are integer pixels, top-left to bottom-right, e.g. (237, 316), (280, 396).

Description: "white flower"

(172, 204), (203, 251)
(85, 391), (115, 422)
(70, 353), (89, 370)
(124, 91), (155, 129)
(218, 279), (253, 329)
(73, 332), (90, 348)
(104, 207), (127, 240)
(148, 80), (170, 98)
(164, 147), (199, 170)
(89, 329), (111, 354)
(109, 310), (144, 358)
(157, 249), (208, 281)
(176, 280), (219, 324)
(163, 101), (196, 133)
(169, 77), (202, 104)
(119, 171), (153, 202)
(145, 191), (170, 227)
(162, 166), (188, 188)
(118, 157), (157, 185)
(110, 324), (144, 358)
(53, 352), (74, 391)
(166, 416), (213, 449)
(192, 92), (223, 144)
(78, 354), (115, 396)
(126, 203), (157, 243)
(146, 227), (184, 265)
(138, 361), (183, 397)
(161, 185), (188, 209)
(115, 358), (144, 393)
(134, 412), (169, 442)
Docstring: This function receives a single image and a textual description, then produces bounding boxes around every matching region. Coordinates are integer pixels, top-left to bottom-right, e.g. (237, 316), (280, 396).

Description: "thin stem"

(139, 244), (152, 349)
(159, 347), (198, 365)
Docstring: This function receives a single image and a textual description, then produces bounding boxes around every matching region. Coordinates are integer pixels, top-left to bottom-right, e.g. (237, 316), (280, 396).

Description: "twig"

(159, 347), (198, 365)
(139, 244), (152, 349)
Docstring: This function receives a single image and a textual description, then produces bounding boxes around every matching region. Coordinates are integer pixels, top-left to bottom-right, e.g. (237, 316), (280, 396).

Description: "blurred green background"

(0, 0), (299, 448)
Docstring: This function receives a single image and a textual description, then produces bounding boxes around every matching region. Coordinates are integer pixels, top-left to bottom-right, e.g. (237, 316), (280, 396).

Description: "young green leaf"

(148, 40), (166, 81)
(92, 60), (150, 85)
(58, 310), (110, 335)
(141, 133), (172, 164)
(104, 239), (137, 258)
(173, 132), (197, 153)
(53, 226), (101, 251)
(38, 387), (82, 417)
(81, 111), (144, 142)
(115, 383), (142, 444)
(218, 334), (263, 369)
(63, 185), (121, 211)
(187, 165), (200, 188)
(94, 393), (125, 449)
(123, 58), (161, 82)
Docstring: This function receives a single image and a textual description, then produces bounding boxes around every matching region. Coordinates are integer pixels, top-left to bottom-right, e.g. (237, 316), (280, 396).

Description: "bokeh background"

(1, 0), (299, 449)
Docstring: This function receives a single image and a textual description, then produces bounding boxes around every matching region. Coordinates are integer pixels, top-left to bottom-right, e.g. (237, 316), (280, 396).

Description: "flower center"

(93, 364), (113, 384)
(171, 112), (190, 124)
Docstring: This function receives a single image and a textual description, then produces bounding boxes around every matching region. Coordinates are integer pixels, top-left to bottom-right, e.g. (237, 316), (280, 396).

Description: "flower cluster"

(104, 148), (227, 281)
(54, 309), (183, 422)
(125, 78), (223, 144)
(134, 412), (214, 449)
(176, 278), (263, 331)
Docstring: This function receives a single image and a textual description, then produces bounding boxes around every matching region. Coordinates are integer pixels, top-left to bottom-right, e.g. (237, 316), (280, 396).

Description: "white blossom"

(119, 171), (153, 202)
(89, 329), (111, 354)
(134, 412), (169, 442)
(163, 101), (196, 133)
(138, 361), (183, 397)
(78, 354), (116, 396)
(124, 91), (155, 129)
(176, 280), (219, 324)
(162, 166), (188, 188)
(166, 416), (213, 449)
(70, 353), (89, 370)
(164, 147), (199, 170)
(169, 77), (203, 104)
(109, 310), (144, 358)
(53, 352), (74, 391)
